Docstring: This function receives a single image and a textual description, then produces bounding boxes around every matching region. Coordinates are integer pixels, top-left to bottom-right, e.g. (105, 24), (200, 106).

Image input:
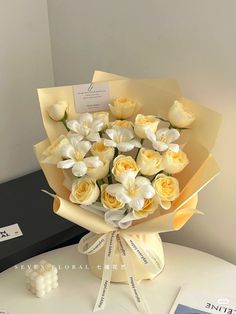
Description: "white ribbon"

(78, 231), (164, 313)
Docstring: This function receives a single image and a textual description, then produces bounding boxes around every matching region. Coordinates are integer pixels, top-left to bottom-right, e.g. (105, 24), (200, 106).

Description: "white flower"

(104, 126), (141, 152)
(134, 114), (159, 139)
(66, 113), (104, 142)
(146, 128), (180, 152)
(57, 137), (102, 177)
(106, 175), (155, 212)
(109, 97), (137, 119)
(93, 112), (109, 131)
(47, 101), (67, 121)
(168, 100), (195, 128)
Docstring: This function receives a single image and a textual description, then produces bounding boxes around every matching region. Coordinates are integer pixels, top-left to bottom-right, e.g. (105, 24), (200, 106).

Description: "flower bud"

(109, 97), (137, 119)
(162, 150), (189, 174)
(168, 100), (195, 128)
(134, 114), (159, 139)
(47, 101), (67, 121)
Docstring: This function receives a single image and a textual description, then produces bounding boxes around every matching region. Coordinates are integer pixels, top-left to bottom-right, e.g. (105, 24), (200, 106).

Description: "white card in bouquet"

(0, 223), (23, 242)
(169, 285), (236, 314)
(73, 82), (110, 113)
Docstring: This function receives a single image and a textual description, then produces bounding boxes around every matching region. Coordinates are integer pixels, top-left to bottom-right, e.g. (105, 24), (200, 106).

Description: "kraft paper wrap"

(34, 71), (221, 282)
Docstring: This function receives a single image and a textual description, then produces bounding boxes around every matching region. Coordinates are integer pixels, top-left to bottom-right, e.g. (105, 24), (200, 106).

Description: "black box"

(0, 170), (86, 272)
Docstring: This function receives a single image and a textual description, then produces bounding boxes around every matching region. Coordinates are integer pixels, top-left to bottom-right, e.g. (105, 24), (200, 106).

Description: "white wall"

(0, 0), (54, 182)
(47, 0), (236, 263)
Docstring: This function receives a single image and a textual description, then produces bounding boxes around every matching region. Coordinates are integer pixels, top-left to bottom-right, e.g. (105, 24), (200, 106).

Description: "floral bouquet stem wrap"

(34, 71), (221, 313)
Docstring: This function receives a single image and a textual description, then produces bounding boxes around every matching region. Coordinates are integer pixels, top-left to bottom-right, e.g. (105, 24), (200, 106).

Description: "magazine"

(169, 286), (236, 314)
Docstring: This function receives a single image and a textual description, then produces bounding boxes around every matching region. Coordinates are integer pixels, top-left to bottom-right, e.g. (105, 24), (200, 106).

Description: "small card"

(0, 223), (23, 242)
(169, 286), (236, 314)
(73, 82), (110, 113)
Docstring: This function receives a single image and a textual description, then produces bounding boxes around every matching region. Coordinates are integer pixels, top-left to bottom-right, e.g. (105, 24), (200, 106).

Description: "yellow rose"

(101, 184), (124, 210)
(110, 120), (133, 129)
(134, 196), (158, 218)
(42, 135), (68, 164)
(91, 142), (114, 162)
(112, 155), (139, 182)
(134, 114), (159, 139)
(47, 101), (67, 121)
(93, 111), (109, 130)
(168, 100), (195, 128)
(69, 177), (99, 205)
(152, 174), (179, 209)
(137, 148), (163, 176)
(109, 97), (137, 119)
(87, 160), (110, 180)
(162, 150), (189, 174)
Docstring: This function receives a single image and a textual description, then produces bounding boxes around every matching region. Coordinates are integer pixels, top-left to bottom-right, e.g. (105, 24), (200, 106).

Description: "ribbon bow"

(78, 231), (165, 313)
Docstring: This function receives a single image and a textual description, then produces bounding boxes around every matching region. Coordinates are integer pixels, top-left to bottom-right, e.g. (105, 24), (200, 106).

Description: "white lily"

(104, 126), (141, 152)
(106, 175), (155, 211)
(57, 137), (103, 177)
(66, 113), (104, 142)
(146, 127), (180, 152)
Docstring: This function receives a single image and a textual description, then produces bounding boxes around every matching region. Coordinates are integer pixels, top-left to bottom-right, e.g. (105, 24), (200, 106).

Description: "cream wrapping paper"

(34, 72), (221, 249)
(34, 71), (221, 313)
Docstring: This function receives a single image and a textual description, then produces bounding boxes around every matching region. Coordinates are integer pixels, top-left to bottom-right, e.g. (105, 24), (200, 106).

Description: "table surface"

(0, 242), (235, 314)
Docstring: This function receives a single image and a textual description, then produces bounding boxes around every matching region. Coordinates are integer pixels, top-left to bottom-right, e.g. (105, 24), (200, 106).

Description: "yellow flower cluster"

(45, 96), (195, 227)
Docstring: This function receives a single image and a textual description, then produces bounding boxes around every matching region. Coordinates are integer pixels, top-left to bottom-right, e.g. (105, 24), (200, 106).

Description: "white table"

(0, 242), (235, 314)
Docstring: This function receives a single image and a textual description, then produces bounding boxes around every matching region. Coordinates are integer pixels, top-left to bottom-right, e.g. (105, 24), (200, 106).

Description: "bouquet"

(34, 71), (221, 313)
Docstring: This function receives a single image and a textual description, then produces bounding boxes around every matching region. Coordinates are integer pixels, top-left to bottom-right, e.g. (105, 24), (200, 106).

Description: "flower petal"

(159, 199), (171, 210)
(135, 176), (151, 187)
(103, 139), (117, 147)
(91, 118), (104, 132)
(68, 134), (84, 146)
(156, 128), (169, 140)
(106, 183), (124, 196)
(67, 120), (83, 134)
(129, 139), (141, 148)
(153, 141), (168, 151)
(116, 191), (132, 204)
(75, 140), (91, 157)
(116, 127), (134, 141)
(57, 159), (75, 169)
(78, 113), (93, 125)
(120, 173), (136, 190)
(60, 144), (75, 159)
(129, 198), (144, 211)
(83, 156), (103, 168)
(86, 131), (100, 142)
(106, 184), (131, 203)
(117, 142), (134, 152)
(72, 161), (87, 177)
(145, 128), (157, 142)
(105, 128), (117, 141)
(166, 128), (180, 143)
(75, 141), (91, 157)
(140, 184), (156, 199)
(168, 143), (180, 152)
